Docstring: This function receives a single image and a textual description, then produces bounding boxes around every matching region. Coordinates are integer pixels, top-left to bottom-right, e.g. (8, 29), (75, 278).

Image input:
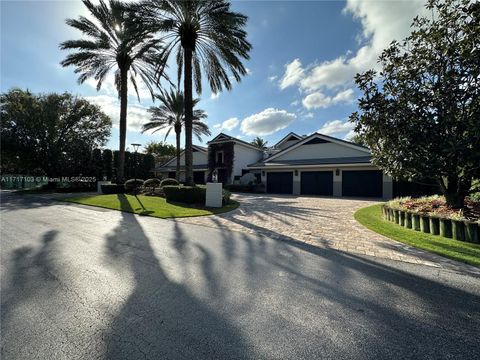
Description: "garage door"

(301, 171), (333, 196)
(342, 170), (383, 197)
(267, 172), (293, 194)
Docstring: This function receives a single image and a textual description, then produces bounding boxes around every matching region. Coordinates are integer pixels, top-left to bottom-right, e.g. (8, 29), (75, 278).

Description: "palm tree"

(60, 0), (167, 183)
(251, 137), (268, 149)
(132, 0), (251, 185)
(142, 89), (210, 181)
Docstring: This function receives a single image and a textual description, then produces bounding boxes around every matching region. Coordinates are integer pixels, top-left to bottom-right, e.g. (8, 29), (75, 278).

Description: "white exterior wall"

(165, 150), (208, 167)
(274, 142), (368, 161)
(232, 144), (263, 178)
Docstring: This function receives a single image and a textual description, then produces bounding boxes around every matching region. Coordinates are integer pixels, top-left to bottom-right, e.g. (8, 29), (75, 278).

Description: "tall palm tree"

(142, 89), (210, 181)
(60, 0), (167, 183)
(251, 137), (268, 149)
(132, 0), (251, 185)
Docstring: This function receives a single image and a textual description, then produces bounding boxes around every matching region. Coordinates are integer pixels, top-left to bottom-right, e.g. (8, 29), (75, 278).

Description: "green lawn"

(62, 194), (239, 219)
(355, 204), (480, 267)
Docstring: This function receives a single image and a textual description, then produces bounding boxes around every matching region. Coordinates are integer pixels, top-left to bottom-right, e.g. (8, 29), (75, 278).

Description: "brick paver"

(175, 193), (480, 275)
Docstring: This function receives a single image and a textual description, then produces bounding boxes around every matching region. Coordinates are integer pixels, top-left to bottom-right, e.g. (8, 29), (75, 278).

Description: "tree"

(60, 0), (166, 183)
(0, 89), (111, 177)
(142, 89), (210, 181)
(133, 0), (251, 185)
(350, 0), (480, 208)
(251, 137), (268, 149)
(144, 141), (176, 157)
(349, 133), (368, 148)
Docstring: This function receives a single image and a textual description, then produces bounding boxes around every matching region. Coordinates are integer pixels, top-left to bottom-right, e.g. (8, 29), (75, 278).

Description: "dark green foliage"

(124, 178), (144, 192)
(101, 184), (126, 194)
(102, 149), (113, 180)
(91, 148), (103, 181)
(0, 89), (111, 177)
(144, 178), (161, 191)
(207, 142), (234, 182)
(160, 178), (179, 187)
(163, 185), (206, 204)
(350, 0), (480, 208)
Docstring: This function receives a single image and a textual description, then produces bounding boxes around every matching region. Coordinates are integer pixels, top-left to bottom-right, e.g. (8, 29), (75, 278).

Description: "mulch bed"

(399, 197), (480, 221)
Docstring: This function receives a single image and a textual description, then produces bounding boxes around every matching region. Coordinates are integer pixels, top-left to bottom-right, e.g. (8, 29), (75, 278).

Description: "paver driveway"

(177, 193), (480, 275)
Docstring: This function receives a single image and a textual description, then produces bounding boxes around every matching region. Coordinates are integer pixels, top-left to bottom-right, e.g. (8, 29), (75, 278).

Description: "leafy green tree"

(251, 137), (268, 149)
(133, 0), (251, 185)
(349, 133), (368, 148)
(102, 149), (113, 180)
(60, 0), (166, 183)
(144, 141), (176, 157)
(0, 89), (111, 177)
(350, 0), (480, 208)
(142, 89), (210, 181)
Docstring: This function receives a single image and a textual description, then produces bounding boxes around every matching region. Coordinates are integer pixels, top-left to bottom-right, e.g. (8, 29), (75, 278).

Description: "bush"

(161, 178), (179, 187)
(101, 184), (126, 194)
(144, 178), (161, 191)
(164, 185), (232, 205)
(124, 178), (144, 192)
(163, 185), (205, 204)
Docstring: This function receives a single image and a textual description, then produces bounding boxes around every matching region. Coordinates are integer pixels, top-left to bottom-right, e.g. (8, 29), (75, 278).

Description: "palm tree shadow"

(103, 198), (249, 359)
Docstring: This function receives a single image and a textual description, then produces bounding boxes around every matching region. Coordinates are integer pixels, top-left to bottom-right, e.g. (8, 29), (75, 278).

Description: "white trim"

(248, 163), (376, 170)
(265, 132), (370, 162)
(274, 132), (303, 148)
(161, 145), (207, 167)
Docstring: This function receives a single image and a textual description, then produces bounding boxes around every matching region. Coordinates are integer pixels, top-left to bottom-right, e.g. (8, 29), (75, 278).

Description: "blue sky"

(1, 0), (426, 152)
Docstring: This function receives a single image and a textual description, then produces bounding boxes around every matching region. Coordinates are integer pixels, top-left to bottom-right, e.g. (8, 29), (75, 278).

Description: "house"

(152, 131), (392, 199)
(247, 132), (392, 199)
(206, 133), (264, 184)
(153, 145), (209, 184)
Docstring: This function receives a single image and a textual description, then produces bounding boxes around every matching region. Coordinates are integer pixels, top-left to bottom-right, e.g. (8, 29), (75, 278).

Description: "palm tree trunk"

(175, 127), (181, 182)
(117, 67), (128, 184)
(183, 47), (194, 186)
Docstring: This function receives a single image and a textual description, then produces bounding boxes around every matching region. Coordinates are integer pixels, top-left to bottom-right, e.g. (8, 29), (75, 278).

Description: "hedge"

(124, 178), (144, 192)
(163, 185), (231, 205)
(101, 184), (126, 194)
(160, 178), (179, 187)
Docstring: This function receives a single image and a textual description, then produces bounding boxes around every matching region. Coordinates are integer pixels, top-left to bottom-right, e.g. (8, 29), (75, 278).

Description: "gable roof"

(274, 132), (304, 148)
(264, 132), (370, 163)
(208, 132), (263, 151)
(161, 144), (207, 167)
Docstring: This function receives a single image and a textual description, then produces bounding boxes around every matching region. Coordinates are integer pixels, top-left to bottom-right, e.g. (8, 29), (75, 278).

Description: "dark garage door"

(267, 172), (293, 194)
(342, 170), (383, 197)
(301, 171), (333, 196)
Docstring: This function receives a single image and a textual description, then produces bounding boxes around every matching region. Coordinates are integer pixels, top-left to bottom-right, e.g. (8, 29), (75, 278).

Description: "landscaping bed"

(62, 194), (239, 219)
(383, 195), (479, 243)
(355, 204), (480, 267)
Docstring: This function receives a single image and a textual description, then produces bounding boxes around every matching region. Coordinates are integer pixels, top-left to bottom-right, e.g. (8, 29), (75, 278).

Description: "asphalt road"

(1, 191), (480, 360)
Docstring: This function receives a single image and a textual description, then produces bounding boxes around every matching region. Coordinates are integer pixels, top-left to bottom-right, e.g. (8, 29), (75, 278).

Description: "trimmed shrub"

(124, 178), (144, 192)
(160, 178), (179, 187)
(144, 178), (161, 191)
(101, 184), (126, 194)
(163, 186), (206, 204)
(163, 185), (232, 205)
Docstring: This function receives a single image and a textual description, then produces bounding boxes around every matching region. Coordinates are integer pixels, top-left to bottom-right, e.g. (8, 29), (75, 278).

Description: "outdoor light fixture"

(335, 168), (340, 176)
(294, 170), (298, 176)
(131, 143), (141, 153)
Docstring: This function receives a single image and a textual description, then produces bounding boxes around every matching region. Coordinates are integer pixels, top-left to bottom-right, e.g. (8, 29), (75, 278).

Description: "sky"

(1, 0), (428, 152)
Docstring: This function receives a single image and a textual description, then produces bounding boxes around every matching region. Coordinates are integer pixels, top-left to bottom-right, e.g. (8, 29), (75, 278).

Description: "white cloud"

(302, 88), (354, 109)
(210, 92), (220, 100)
(214, 117), (240, 132)
(344, 129), (357, 141)
(84, 73), (152, 100)
(305, 112), (314, 119)
(318, 119), (354, 136)
(279, 59), (305, 90)
(85, 95), (161, 134)
(268, 75), (278, 82)
(241, 108), (296, 136)
(280, 0), (426, 92)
